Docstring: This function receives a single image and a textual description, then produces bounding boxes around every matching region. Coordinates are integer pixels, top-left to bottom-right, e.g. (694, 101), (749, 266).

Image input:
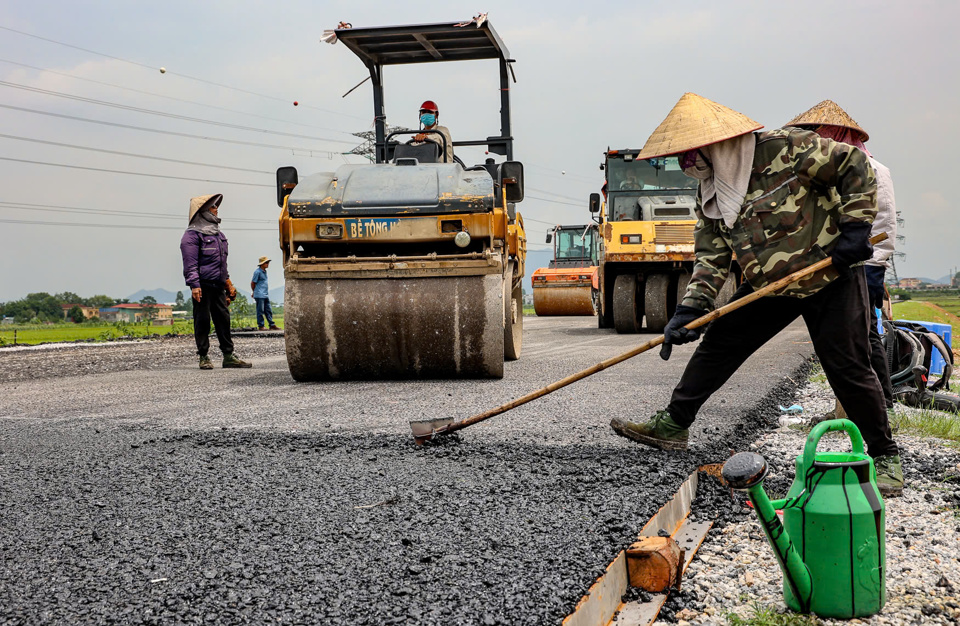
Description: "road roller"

(591, 150), (740, 334)
(531, 224), (598, 316)
(275, 19), (526, 381)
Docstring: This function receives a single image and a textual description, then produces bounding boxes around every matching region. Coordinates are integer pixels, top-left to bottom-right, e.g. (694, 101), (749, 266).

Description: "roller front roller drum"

(284, 274), (505, 380)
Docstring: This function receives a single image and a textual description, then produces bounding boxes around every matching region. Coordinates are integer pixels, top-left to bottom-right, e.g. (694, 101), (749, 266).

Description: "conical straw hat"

(188, 193), (223, 224)
(785, 100), (868, 142)
(637, 93), (763, 160)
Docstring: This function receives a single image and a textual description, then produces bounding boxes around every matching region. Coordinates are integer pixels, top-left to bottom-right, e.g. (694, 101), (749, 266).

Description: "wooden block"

(625, 536), (684, 593)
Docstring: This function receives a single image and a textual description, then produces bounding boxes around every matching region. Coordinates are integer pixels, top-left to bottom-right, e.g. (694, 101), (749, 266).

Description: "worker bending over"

(609, 93), (903, 496)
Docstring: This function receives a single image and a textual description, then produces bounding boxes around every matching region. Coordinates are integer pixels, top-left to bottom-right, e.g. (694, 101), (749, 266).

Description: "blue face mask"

(420, 113), (436, 127)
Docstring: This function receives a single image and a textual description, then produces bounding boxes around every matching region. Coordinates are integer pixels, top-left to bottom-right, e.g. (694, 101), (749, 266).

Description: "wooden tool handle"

(441, 233), (887, 436)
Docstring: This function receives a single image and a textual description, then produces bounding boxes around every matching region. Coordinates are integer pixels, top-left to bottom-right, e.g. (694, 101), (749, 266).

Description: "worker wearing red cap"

(412, 100), (455, 164)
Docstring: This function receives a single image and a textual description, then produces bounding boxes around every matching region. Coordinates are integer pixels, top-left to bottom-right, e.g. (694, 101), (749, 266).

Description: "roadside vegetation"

(726, 602), (821, 625)
(0, 290), (283, 346)
(891, 293), (960, 350)
(889, 407), (960, 442)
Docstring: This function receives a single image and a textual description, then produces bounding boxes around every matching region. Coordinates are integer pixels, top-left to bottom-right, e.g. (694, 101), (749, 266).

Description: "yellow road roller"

(276, 20), (526, 381)
(532, 224), (598, 316)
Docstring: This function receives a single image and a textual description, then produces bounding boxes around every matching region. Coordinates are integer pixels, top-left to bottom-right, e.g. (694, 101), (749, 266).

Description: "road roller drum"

(285, 274), (504, 381)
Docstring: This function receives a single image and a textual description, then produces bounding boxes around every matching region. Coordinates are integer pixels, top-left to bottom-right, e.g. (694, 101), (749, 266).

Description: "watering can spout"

(723, 452), (814, 612)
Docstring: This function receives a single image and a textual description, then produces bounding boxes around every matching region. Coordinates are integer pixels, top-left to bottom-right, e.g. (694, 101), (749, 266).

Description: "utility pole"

(350, 125), (411, 161)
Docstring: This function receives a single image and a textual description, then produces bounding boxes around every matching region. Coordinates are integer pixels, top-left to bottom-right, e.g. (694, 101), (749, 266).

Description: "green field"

(891, 297), (960, 349)
(0, 317), (284, 346)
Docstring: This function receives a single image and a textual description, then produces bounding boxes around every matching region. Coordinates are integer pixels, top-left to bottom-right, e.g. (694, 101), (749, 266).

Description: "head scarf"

(694, 133), (757, 229)
(187, 209), (221, 235)
(811, 124), (872, 157)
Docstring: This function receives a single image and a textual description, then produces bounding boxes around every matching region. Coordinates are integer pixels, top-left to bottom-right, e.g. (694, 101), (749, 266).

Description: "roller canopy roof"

(335, 20), (510, 65)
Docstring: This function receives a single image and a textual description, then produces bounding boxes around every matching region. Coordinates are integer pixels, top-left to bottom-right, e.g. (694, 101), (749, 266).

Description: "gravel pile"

(659, 375), (960, 626)
(0, 336), (283, 384)
(0, 326), (818, 624)
(0, 426), (696, 625)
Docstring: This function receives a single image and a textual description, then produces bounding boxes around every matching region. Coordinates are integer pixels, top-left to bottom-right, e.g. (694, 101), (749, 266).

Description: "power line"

(0, 24), (367, 120)
(0, 80), (357, 145)
(0, 57), (364, 134)
(525, 194), (587, 208)
(0, 201), (274, 224)
(0, 103), (341, 154)
(0, 133), (273, 174)
(526, 186), (586, 204)
(0, 217), (274, 231)
(0, 156), (273, 187)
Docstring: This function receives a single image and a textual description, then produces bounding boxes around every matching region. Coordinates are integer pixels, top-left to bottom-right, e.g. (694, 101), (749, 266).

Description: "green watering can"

(721, 419), (885, 618)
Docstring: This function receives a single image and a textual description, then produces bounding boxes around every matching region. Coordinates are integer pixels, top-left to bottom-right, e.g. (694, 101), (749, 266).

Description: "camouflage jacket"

(681, 128), (877, 311)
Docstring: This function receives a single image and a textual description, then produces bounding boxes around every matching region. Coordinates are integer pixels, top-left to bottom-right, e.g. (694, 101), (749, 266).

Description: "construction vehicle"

(531, 224), (598, 316)
(275, 19), (526, 381)
(591, 151), (737, 333)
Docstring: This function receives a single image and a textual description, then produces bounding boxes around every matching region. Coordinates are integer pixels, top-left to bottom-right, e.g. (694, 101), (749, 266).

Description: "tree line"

(0, 291), (193, 324)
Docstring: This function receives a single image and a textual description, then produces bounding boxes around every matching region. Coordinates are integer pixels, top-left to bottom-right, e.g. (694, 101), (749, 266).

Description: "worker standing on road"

(609, 93), (903, 496)
(251, 256), (279, 331)
(785, 100), (898, 415)
(412, 100), (455, 163)
(180, 194), (252, 370)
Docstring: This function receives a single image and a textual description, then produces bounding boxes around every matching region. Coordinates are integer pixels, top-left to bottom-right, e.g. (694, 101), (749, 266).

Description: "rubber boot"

(222, 353), (252, 369)
(199, 355), (213, 370)
(610, 410), (689, 451)
(875, 454), (904, 497)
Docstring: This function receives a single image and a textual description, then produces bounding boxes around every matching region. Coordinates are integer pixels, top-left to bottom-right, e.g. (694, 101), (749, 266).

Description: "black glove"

(864, 265), (886, 309)
(660, 305), (707, 361)
(830, 222), (873, 279)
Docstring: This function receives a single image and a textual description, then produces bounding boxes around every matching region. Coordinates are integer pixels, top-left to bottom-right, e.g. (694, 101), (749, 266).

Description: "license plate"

(344, 218), (402, 239)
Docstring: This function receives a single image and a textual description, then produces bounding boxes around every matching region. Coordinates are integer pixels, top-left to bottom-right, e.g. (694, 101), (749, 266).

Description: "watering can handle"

(802, 419), (866, 468)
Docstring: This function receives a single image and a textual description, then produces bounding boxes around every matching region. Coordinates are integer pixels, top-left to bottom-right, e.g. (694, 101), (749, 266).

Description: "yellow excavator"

(275, 20), (526, 380)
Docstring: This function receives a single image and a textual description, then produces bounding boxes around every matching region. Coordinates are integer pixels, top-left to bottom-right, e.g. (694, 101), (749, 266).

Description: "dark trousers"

(666, 267), (898, 458)
(193, 283), (234, 357)
(869, 305), (894, 408)
(255, 297), (274, 328)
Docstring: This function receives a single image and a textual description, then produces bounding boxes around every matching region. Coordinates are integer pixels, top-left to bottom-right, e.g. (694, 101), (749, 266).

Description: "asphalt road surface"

(1, 317), (814, 625)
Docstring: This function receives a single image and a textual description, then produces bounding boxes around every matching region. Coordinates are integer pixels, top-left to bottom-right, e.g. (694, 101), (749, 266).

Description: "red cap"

(419, 100), (439, 113)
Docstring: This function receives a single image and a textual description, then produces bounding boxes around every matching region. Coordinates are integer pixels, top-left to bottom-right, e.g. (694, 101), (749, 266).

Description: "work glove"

(225, 279), (237, 304)
(829, 222), (873, 280)
(864, 265), (887, 310)
(660, 305), (707, 361)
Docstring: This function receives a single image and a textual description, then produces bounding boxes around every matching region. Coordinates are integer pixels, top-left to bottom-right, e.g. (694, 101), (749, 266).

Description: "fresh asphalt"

(0, 317), (814, 625)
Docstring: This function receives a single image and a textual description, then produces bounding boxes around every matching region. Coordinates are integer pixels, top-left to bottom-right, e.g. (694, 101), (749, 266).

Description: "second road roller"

(275, 19), (526, 381)
(532, 224), (599, 316)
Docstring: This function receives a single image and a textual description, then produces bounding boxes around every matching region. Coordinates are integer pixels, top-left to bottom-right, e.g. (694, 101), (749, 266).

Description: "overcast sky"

(1, 0), (957, 301)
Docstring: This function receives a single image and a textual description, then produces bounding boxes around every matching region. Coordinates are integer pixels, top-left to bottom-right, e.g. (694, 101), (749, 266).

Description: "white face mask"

(682, 153), (713, 180)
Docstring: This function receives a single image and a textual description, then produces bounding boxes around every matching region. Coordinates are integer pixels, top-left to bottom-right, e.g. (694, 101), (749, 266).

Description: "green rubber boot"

(610, 410), (689, 451)
(222, 353), (252, 369)
(199, 355), (214, 370)
(875, 454), (904, 497)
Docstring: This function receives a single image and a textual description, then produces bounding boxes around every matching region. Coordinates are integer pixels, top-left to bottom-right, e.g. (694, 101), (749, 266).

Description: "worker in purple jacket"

(180, 194), (252, 370)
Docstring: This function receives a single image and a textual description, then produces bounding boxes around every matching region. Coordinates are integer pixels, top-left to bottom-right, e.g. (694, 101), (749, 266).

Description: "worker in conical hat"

(786, 99), (900, 461)
(612, 93), (902, 496)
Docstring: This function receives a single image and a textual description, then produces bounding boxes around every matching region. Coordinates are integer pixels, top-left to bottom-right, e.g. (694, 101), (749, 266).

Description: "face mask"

(420, 113), (436, 127)
(681, 150), (712, 180)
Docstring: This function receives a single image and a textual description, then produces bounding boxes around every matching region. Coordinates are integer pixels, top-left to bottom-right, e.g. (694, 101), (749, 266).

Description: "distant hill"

(127, 288), (180, 303)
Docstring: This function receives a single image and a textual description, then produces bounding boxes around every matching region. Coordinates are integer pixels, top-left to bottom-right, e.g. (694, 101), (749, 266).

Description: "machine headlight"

(316, 223), (343, 239)
(620, 234), (642, 244)
(454, 231), (471, 248)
